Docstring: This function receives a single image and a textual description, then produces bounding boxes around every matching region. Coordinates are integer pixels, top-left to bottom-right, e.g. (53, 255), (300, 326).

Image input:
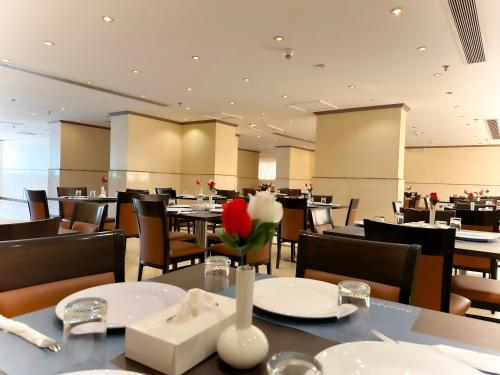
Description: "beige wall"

(237, 149), (260, 192)
(276, 147), (315, 189)
(214, 124), (238, 190)
(314, 105), (407, 222)
(405, 146), (500, 199)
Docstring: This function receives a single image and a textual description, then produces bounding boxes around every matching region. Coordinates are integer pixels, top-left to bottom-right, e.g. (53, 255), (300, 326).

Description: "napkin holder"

(125, 293), (236, 375)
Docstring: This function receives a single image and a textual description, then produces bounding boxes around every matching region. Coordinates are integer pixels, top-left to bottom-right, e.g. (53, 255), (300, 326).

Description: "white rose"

(247, 191), (283, 223)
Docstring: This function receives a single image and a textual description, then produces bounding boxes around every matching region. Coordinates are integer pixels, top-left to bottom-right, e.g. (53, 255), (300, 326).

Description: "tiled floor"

(1, 199), (498, 318)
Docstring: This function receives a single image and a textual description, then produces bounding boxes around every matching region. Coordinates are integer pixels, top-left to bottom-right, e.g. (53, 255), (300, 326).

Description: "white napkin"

(0, 314), (54, 347)
(434, 344), (500, 374)
(171, 289), (218, 324)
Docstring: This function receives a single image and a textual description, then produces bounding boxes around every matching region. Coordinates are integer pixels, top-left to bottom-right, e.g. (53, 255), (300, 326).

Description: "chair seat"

(169, 241), (205, 258)
(169, 231), (195, 242)
(103, 221), (115, 231)
(105, 217), (115, 223)
(449, 292), (471, 315)
(60, 218), (71, 230)
(451, 275), (500, 304)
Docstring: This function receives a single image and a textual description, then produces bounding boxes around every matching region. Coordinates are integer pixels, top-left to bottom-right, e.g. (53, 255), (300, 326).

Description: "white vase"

(217, 266), (269, 369)
(470, 201), (475, 211)
(100, 186), (106, 197)
(429, 208), (436, 225)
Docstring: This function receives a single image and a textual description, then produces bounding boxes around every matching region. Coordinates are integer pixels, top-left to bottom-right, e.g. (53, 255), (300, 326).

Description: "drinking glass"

(320, 197), (327, 204)
(168, 198), (176, 207)
(435, 220), (448, 228)
(204, 256), (230, 293)
(394, 212), (404, 224)
(267, 352), (322, 375)
(337, 280), (371, 341)
(450, 217), (462, 231)
(374, 215), (385, 223)
(62, 297), (107, 371)
(75, 190), (82, 197)
(89, 190), (96, 198)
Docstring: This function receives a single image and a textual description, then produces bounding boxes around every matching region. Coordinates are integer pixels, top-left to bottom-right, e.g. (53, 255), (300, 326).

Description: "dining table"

(1, 264), (500, 374)
(166, 208), (222, 248)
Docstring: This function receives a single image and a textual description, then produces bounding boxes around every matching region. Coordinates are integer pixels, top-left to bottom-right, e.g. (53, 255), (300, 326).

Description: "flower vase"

(100, 186), (106, 197)
(429, 208), (436, 225)
(217, 266), (269, 369)
(470, 201), (475, 211)
(209, 193), (213, 207)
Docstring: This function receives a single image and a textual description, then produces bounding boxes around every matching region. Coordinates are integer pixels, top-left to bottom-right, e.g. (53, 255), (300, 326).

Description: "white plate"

(56, 282), (186, 328)
(354, 220), (364, 227)
(172, 205), (191, 208)
(316, 341), (481, 374)
(456, 230), (498, 242)
(210, 208), (223, 213)
(253, 278), (356, 319)
(310, 202), (332, 206)
(166, 207), (193, 212)
(61, 371), (145, 375)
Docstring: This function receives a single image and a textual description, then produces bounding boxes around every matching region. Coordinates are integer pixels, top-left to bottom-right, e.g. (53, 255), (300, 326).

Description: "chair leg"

(255, 265), (259, 273)
(137, 263), (144, 281)
(266, 262), (272, 275)
(191, 259), (195, 265)
(276, 238), (282, 269)
(291, 242), (296, 262)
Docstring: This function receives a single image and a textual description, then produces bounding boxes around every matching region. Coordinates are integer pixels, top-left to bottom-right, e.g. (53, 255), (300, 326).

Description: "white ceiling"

(0, 0), (500, 149)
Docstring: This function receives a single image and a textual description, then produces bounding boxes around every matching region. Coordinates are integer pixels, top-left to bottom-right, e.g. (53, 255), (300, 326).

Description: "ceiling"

(0, 0), (499, 149)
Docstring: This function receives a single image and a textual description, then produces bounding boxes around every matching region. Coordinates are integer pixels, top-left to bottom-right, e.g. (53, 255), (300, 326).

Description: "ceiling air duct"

(485, 119), (500, 139)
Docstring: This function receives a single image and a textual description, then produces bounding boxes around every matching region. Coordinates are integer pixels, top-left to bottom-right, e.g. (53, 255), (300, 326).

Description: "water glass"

(168, 198), (176, 207)
(75, 190), (82, 197)
(450, 217), (462, 231)
(267, 352), (322, 375)
(320, 197), (327, 204)
(337, 280), (371, 341)
(374, 215), (385, 223)
(394, 212), (404, 225)
(204, 256), (230, 293)
(89, 190), (96, 198)
(62, 298), (107, 371)
(435, 220), (448, 228)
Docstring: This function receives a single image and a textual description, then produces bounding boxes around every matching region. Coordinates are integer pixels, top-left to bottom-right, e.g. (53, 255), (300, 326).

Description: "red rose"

(196, 180), (201, 185)
(101, 175), (108, 183)
(467, 192), (474, 200)
(222, 198), (252, 239)
(429, 192), (438, 205)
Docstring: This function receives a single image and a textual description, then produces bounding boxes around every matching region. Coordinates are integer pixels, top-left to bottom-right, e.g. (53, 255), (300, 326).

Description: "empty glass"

(75, 190), (82, 197)
(450, 217), (462, 231)
(168, 198), (176, 207)
(267, 352), (323, 375)
(435, 220), (448, 228)
(62, 297), (107, 371)
(89, 190), (96, 198)
(320, 197), (327, 204)
(204, 256), (230, 293)
(374, 215), (385, 223)
(337, 280), (371, 341)
(394, 212), (404, 224)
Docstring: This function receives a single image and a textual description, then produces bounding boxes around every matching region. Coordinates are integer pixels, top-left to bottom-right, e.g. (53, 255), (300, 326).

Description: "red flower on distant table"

(195, 180), (201, 185)
(100, 175), (108, 183)
(429, 192), (438, 206)
(222, 198), (252, 239)
(467, 192), (474, 201)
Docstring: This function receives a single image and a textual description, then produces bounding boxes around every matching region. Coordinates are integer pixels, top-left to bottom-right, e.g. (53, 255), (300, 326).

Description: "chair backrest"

(392, 201), (403, 213)
(0, 231), (125, 317)
(297, 232), (421, 304)
(278, 197), (307, 241)
(436, 210), (456, 224)
(310, 207), (334, 234)
(455, 209), (500, 232)
(456, 202), (474, 210)
(25, 189), (50, 221)
(245, 241), (272, 265)
(345, 198), (360, 226)
(364, 219), (455, 312)
(133, 198), (170, 270)
(70, 202), (108, 234)
(403, 208), (428, 223)
(56, 187), (88, 218)
(115, 191), (140, 237)
(242, 188), (256, 197)
(313, 195), (333, 204)
(126, 188), (150, 194)
(155, 188), (176, 200)
(423, 196), (430, 210)
(0, 218), (60, 241)
(217, 189), (238, 200)
(138, 193), (171, 205)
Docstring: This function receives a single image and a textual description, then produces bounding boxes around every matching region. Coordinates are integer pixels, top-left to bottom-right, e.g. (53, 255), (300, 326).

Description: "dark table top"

(48, 196), (118, 203)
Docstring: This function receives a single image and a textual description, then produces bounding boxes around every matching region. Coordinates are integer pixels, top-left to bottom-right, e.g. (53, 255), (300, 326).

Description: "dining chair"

(155, 187), (176, 202)
(276, 197), (307, 268)
(126, 188), (150, 194)
(56, 186), (88, 229)
(0, 231), (125, 317)
(310, 207), (334, 234)
(242, 188), (257, 197)
(155, 187), (194, 233)
(0, 217), (60, 241)
(392, 201), (403, 214)
(216, 189), (239, 200)
(25, 189), (50, 221)
(423, 196), (431, 210)
(297, 232), (420, 304)
(312, 195), (333, 204)
(70, 202), (108, 234)
(345, 198), (360, 226)
(105, 191), (139, 237)
(209, 241), (272, 274)
(364, 220), (471, 315)
(133, 199), (205, 280)
(404, 194), (421, 209)
(402, 208), (456, 224)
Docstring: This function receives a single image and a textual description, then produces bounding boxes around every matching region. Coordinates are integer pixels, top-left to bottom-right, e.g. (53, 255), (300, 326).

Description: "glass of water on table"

(204, 256), (230, 293)
(450, 217), (462, 231)
(336, 280), (371, 341)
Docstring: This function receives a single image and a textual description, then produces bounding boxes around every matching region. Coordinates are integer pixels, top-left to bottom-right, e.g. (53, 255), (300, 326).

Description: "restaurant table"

(307, 202), (349, 209)
(48, 196), (118, 203)
(176, 194), (225, 201)
(175, 211), (222, 248)
(326, 224), (500, 260)
(2, 264), (500, 374)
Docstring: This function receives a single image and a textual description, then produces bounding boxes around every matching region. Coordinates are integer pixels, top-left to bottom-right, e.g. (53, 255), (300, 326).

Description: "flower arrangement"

(196, 180), (201, 186)
(218, 191), (282, 264)
(207, 179), (217, 194)
(464, 190), (475, 201)
(100, 175), (108, 184)
(429, 192), (438, 208)
(305, 183), (313, 194)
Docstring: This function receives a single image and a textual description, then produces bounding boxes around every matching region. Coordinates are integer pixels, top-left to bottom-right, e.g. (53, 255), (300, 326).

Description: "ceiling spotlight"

(187, 87), (192, 91)
(370, 99), (377, 102)
(348, 84), (356, 89)
(243, 78), (250, 82)
(61, 107), (66, 111)
(140, 95), (146, 98)
(257, 135), (261, 138)
(131, 69), (140, 74)
(102, 16), (114, 23)
(267, 124), (284, 131)
(390, 7), (404, 16)
(229, 101), (235, 105)
(11, 98), (16, 102)
(43, 41), (55, 46)
(314, 63), (326, 69)
(185, 107), (191, 110)
(274, 35), (284, 41)
(433, 73), (442, 77)
(191, 55), (200, 61)
(183, 118), (187, 121)
(414, 131), (423, 135)
(288, 120), (293, 124)
(305, 137), (308, 140)
(261, 112), (265, 115)
(282, 94), (288, 98)
(1, 58), (10, 63)
(32, 112), (36, 116)
(445, 91), (453, 95)
(87, 80), (94, 84)
(417, 46), (427, 52)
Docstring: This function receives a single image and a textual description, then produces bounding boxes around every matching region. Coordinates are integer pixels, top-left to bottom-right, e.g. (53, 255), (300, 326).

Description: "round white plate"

(56, 282), (186, 328)
(315, 341), (481, 374)
(253, 277), (356, 319)
(61, 371), (145, 375)
(456, 230), (498, 242)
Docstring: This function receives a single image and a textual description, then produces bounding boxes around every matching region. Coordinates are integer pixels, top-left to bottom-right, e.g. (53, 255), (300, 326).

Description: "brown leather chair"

(56, 186), (88, 229)
(312, 195), (333, 204)
(0, 231), (125, 317)
(217, 189), (239, 200)
(276, 197), (307, 268)
(310, 207), (334, 234)
(156, 187), (194, 233)
(392, 201), (403, 214)
(25, 189), (50, 221)
(70, 202), (108, 234)
(108, 191), (140, 237)
(0, 218), (60, 240)
(242, 188), (257, 197)
(364, 220), (471, 315)
(126, 188), (150, 194)
(345, 198), (360, 226)
(403, 209), (456, 224)
(209, 241), (272, 275)
(133, 199), (205, 280)
(297, 232), (420, 304)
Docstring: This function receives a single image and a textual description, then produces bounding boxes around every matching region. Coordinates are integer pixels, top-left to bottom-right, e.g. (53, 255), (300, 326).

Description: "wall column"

(314, 104), (408, 221)
(275, 146), (315, 189)
(237, 149), (260, 192)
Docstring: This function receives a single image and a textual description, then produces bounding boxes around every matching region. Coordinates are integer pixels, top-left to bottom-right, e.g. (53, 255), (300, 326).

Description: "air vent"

(447, 0), (486, 64)
(201, 112), (243, 120)
(287, 100), (338, 113)
(485, 119), (500, 139)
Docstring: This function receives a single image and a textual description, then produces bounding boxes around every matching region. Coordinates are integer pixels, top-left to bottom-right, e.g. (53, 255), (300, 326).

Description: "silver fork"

(371, 328), (397, 344)
(40, 339), (61, 353)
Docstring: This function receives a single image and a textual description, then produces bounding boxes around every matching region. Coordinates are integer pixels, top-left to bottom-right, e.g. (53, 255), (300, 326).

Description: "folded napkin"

(0, 314), (54, 347)
(434, 344), (500, 374)
(171, 289), (218, 324)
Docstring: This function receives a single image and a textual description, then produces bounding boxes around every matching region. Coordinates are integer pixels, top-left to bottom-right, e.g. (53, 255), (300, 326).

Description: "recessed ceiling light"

(187, 87), (192, 91)
(390, 7), (404, 16)
(191, 55), (200, 61)
(1, 58), (10, 63)
(305, 137), (308, 140)
(131, 69), (140, 74)
(61, 107), (66, 111)
(417, 46), (427, 52)
(414, 131), (423, 135)
(445, 91), (453, 95)
(185, 107), (191, 110)
(370, 99), (377, 102)
(229, 101), (235, 105)
(282, 94), (288, 98)
(257, 135), (261, 138)
(102, 16), (114, 23)
(249, 123), (257, 128)
(460, 115), (465, 118)
(288, 120), (293, 124)
(261, 112), (265, 115)
(43, 41), (55, 46)
(274, 35), (284, 41)
(348, 84), (356, 89)
(183, 118), (187, 121)
(31, 112), (36, 116)
(314, 63), (326, 69)
(11, 98), (16, 102)
(243, 78), (250, 82)
(140, 95), (146, 98)
(433, 73), (442, 77)
(87, 80), (94, 84)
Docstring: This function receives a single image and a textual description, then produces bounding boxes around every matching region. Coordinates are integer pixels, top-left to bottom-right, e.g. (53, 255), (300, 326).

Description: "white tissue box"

(125, 293), (236, 375)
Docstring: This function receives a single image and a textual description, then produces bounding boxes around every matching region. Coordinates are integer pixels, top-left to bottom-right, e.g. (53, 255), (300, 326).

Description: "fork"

(370, 328), (397, 344)
(40, 339), (61, 353)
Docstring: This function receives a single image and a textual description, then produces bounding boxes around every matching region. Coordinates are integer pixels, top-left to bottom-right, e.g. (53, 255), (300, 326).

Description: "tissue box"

(125, 293), (236, 375)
